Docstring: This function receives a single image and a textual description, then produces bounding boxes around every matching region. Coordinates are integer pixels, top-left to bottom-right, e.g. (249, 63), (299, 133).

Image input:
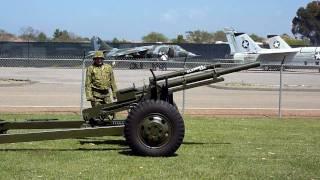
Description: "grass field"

(0, 114), (319, 179)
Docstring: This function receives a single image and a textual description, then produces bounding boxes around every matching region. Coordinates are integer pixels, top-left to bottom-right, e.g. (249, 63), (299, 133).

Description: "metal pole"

(279, 65), (283, 118)
(278, 56), (286, 118)
(27, 39), (30, 66)
(182, 57), (187, 116)
(80, 52), (86, 115)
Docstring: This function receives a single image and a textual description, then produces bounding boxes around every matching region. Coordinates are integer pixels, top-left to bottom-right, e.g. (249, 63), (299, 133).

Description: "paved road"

(0, 67), (319, 115)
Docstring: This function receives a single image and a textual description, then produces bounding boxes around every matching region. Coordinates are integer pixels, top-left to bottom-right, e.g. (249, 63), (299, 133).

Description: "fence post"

(80, 52), (86, 115)
(278, 56), (286, 118)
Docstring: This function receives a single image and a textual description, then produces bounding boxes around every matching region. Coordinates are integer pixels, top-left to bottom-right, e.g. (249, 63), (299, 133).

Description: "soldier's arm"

(110, 67), (118, 98)
(85, 67), (94, 101)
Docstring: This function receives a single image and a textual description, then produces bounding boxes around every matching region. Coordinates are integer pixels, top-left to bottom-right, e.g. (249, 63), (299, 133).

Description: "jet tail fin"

(224, 28), (238, 55)
(224, 28), (262, 54)
(90, 36), (113, 52)
(267, 35), (291, 49)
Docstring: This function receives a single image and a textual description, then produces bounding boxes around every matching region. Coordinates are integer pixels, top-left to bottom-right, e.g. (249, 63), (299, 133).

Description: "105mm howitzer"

(0, 62), (260, 156)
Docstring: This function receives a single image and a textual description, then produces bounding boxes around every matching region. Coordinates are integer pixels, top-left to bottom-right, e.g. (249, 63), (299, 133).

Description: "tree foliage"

(0, 29), (16, 41)
(281, 34), (310, 46)
(112, 37), (129, 43)
(52, 29), (89, 42)
(249, 34), (265, 42)
(213, 31), (227, 42)
(19, 27), (49, 42)
(37, 32), (48, 42)
(19, 26), (40, 41)
(292, 1), (320, 45)
(142, 32), (168, 43)
(171, 34), (186, 43)
(185, 30), (215, 43)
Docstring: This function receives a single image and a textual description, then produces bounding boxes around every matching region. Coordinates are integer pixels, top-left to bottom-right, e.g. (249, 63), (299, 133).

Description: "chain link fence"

(0, 56), (319, 116)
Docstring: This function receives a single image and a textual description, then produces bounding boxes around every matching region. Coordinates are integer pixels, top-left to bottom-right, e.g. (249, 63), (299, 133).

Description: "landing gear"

(124, 100), (185, 156)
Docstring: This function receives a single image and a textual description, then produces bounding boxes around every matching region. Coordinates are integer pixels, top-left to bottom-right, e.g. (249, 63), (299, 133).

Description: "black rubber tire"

(124, 100), (185, 156)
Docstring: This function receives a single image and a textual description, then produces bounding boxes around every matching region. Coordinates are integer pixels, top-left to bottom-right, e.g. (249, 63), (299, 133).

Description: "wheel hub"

(140, 114), (170, 146)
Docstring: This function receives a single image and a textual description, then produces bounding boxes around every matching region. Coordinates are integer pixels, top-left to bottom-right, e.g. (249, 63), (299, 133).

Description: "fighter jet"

(88, 36), (197, 59)
(266, 35), (292, 49)
(224, 28), (320, 70)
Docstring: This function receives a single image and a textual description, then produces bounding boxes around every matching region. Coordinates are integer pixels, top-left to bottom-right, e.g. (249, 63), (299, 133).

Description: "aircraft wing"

(257, 49), (299, 62)
(258, 48), (299, 54)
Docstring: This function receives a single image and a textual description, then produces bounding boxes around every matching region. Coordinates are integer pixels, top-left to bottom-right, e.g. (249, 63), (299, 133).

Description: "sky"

(0, 0), (312, 41)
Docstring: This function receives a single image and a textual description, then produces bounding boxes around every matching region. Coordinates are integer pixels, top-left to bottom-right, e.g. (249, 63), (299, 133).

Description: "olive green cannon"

(0, 61), (260, 156)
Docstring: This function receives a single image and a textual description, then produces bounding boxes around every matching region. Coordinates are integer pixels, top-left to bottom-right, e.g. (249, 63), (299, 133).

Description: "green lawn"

(0, 114), (319, 179)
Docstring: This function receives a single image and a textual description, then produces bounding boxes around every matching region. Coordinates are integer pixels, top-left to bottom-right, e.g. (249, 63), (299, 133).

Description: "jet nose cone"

(187, 52), (199, 57)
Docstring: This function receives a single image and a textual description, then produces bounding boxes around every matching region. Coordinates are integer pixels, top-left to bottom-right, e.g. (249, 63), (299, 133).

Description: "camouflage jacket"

(85, 64), (117, 100)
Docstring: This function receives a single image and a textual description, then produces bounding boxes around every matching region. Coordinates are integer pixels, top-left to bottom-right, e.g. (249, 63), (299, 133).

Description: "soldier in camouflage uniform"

(85, 51), (117, 107)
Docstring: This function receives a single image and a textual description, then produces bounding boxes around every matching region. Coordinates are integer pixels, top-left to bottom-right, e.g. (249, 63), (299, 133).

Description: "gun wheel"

(124, 100), (184, 156)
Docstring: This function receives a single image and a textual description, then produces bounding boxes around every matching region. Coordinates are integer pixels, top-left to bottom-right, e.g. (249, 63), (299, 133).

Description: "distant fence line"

(0, 57), (319, 72)
(0, 57), (228, 69)
(0, 41), (230, 59)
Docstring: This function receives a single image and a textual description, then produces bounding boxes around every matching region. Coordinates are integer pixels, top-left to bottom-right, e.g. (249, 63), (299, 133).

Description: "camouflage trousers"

(90, 89), (112, 107)
(90, 97), (112, 107)
(90, 91), (116, 120)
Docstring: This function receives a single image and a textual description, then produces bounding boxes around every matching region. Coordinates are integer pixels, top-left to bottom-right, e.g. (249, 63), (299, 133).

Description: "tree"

(19, 26), (40, 41)
(37, 32), (48, 42)
(185, 30), (215, 43)
(53, 29), (62, 40)
(112, 37), (129, 43)
(292, 1), (320, 45)
(281, 34), (310, 46)
(0, 29), (16, 41)
(52, 29), (70, 42)
(112, 38), (120, 43)
(213, 31), (227, 42)
(52, 29), (89, 42)
(142, 32), (168, 43)
(171, 34), (186, 43)
(249, 33), (264, 42)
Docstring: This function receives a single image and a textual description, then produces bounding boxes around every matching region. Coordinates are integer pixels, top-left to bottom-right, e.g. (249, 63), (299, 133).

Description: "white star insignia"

(315, 52), (320, 60)
(242, 40), (249, 49)
(273, 41), (280, 48)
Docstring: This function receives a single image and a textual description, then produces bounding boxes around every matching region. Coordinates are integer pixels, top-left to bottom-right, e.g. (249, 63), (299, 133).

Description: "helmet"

(93, 51), (105, 59)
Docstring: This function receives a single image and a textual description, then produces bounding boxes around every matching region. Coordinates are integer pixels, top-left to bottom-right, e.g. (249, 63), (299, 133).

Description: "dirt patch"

(0, 78), (36, 87)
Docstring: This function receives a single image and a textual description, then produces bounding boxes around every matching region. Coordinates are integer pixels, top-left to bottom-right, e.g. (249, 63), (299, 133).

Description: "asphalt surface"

(0, 67), (319, 116)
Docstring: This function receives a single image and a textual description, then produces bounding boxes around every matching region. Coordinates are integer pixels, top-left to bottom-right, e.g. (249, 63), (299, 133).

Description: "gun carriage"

(0, 62), (260, 156)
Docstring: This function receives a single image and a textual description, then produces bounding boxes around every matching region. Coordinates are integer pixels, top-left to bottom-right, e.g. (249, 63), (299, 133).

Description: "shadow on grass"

(0, 139), (131, 152)
(0, 139), (130, 152)
(0, 141), (230, 154)
(118, 150), (178, 157)
(79, 139), (127, 146)
(0, 147), (130, 152)
(183, 141), (231, 145)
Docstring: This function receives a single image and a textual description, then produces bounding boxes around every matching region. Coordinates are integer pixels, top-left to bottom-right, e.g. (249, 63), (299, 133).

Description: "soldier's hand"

(87, 97), (94, 102)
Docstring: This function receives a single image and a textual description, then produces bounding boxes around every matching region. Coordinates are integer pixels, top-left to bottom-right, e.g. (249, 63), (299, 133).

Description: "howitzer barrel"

(159, 62), (260, 89)
(215, 62), (260, 76)
(152, 63), (221, 81)
(116, 62), (260, 98)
